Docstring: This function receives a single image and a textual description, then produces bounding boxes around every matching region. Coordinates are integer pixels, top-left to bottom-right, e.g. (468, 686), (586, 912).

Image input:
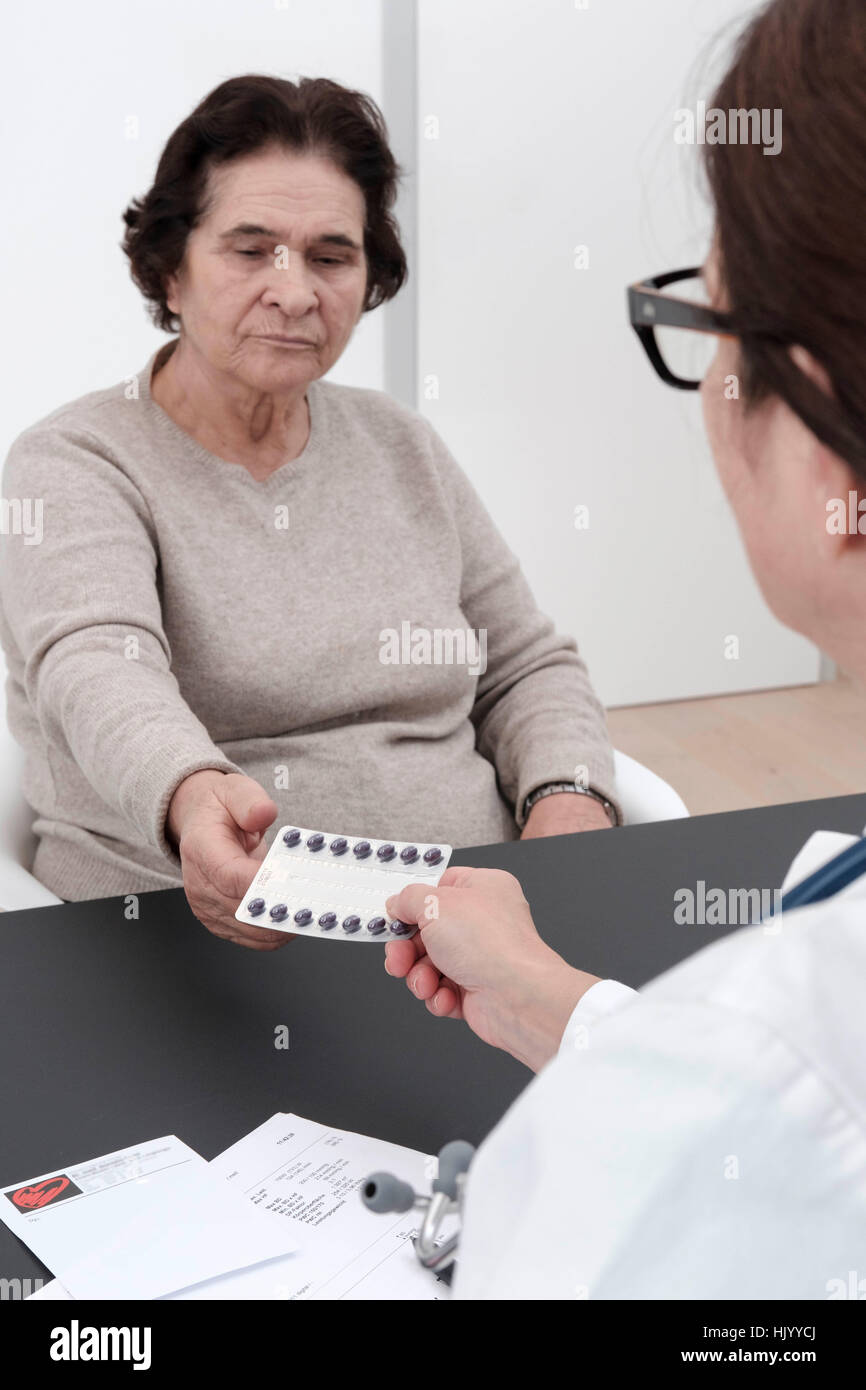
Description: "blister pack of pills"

(235, 826), (453, 942)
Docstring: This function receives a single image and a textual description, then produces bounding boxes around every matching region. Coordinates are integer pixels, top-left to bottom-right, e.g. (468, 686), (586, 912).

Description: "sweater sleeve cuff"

(559, 978), (636, 1053)
(135, 749), (247, 871)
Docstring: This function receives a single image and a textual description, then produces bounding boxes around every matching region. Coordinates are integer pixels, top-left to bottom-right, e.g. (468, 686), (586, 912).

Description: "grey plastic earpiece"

(361, 1171), (417, 1214)
(432, 1140), (475, 1198)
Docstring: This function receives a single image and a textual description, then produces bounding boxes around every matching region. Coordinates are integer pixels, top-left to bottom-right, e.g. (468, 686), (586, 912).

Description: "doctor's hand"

(383, 867), (600, 1072)
(167, 769), (292, 951)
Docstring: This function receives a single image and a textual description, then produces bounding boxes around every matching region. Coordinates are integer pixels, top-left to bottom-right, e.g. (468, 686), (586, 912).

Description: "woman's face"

(164, 145), (369, 392)
(699, 247), (846, 645)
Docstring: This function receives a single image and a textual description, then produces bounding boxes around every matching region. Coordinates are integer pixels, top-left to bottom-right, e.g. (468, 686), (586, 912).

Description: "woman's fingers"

(383, 937), (423, 977)
(434, 866), (477, 891)
(406, 954), (442, 1000)
(397, 950), (463, 1014)
(385, 939), (459, 1010)
(195, 893), (293, 949)
(383, 936), (433, 992)
(386, 932), (463, 1015)
(227, 922), (294, 950)
(426, 979), (462, 1018)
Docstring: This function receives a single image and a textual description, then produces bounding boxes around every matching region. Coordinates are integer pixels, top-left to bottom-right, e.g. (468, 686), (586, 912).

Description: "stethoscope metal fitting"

(361, 1140), (475, 1280)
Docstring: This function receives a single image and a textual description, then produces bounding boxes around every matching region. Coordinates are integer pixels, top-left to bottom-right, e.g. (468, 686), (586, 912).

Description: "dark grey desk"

(4, 792), (866, 1288)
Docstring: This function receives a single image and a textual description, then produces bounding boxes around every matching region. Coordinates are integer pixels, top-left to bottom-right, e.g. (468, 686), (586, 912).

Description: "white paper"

(3, 1136), (298, 1299)
(28, 1280), (70, 1300)
(3, 1137), (199, 1273)
(29, 1115), (452, 1301)
(181, 1113), (453, 1300)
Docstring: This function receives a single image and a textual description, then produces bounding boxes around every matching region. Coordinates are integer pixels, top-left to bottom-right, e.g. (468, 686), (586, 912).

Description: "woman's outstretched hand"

(167, 769), (292, 950)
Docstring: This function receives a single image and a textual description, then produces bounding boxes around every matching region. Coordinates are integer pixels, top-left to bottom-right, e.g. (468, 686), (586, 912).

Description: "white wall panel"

(415, 0), (820, 706)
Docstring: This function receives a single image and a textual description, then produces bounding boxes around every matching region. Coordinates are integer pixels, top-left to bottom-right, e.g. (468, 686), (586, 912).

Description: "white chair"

(613, 748), (689, 825)
(0, 636), (59, 907)
(0, 732), (62, 910)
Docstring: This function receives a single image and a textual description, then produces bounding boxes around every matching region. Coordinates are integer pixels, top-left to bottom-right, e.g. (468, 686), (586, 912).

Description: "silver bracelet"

(522, 781), (618, 827)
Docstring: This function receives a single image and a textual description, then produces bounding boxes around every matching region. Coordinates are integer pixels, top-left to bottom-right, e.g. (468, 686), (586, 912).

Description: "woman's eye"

(235, 251), (344, 264)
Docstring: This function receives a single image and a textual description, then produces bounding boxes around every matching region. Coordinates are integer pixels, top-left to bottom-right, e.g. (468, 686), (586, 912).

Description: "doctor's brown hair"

(705, 0), (866, 476)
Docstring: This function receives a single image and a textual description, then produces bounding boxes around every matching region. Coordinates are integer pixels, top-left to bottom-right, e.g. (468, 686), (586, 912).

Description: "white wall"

(2, 0), (387, 447)
(415, 0), (821, 707)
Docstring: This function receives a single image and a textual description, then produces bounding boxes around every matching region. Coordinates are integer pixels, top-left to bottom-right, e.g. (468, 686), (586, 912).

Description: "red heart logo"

(12, 1176), (71, 1209)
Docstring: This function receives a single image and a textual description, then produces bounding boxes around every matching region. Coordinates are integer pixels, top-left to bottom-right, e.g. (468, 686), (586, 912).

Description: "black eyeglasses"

(627, 267), (737, 390)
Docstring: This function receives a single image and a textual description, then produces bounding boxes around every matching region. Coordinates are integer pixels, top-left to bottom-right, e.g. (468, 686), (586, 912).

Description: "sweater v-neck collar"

(142, 339), (322, 491)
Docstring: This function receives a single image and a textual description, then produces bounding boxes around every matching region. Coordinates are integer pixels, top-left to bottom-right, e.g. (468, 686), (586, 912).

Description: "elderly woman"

(0, 74), (617, 945)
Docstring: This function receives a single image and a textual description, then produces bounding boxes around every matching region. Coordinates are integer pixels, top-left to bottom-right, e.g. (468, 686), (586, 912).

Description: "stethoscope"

(361, 1139), (475, 1284)
(360, 830), (866, 1282)
(775, 831), (866, 911)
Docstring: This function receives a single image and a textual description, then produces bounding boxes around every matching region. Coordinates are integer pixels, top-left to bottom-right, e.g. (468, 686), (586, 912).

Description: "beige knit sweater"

(0, 339), (617, 900)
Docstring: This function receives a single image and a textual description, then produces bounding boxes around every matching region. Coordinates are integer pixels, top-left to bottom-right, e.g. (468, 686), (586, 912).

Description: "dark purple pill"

(293, 907), (312, 925)
(342, 914), (361, 933)
(269, 903), (288, 921)
(282, 829), (301, 846)
(353, 841), (372, 859)
(306, 832), (325, 851)
(423, 847), (442, 865)
(330, 837), (348, 855)
(389, 920), (412, 935)
(400, 845), (419, 864)
(318, 911), (337, 930)
(366, 916), (387, 935)
(247, 897), (265, 916)
(377, 843), (396, 862)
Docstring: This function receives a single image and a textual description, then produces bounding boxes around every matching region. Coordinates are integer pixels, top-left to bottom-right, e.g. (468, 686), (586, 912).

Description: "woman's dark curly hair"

(121, 73), (408, 334)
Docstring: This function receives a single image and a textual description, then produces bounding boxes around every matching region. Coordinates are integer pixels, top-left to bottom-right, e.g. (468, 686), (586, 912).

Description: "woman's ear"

(816, 443), (860, 519)
(787, 344), (859, 534)
(162, 267), (181, 318)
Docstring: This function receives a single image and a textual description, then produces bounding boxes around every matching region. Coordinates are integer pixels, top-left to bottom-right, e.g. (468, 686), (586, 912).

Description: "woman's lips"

(258, 335), (315, 346)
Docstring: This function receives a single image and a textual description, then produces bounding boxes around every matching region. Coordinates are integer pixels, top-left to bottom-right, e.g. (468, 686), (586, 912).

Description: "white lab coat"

(454, 831), (866, 1299)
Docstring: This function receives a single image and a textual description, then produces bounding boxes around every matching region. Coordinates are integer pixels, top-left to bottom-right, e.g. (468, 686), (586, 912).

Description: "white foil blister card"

(235, 826), (453, 942)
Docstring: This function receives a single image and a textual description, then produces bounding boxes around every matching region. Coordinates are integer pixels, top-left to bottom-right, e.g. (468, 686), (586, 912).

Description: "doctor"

(384, 0), (866, 1298)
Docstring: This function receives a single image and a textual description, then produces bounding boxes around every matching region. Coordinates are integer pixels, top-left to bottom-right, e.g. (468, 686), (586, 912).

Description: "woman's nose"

(261, 253), (319, 315)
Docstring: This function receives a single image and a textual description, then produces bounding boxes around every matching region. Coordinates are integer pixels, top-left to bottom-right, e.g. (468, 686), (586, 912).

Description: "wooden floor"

(606, 674), (866, 817)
